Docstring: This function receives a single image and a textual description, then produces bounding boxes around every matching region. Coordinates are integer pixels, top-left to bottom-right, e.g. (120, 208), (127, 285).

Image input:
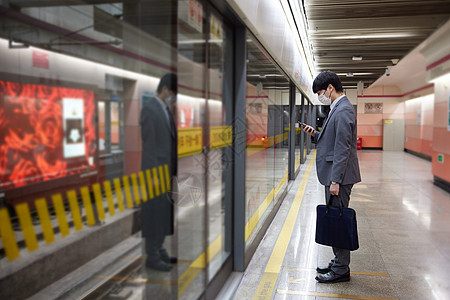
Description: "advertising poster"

(0, 80), (95, 190)
(364, 102), (383, 114)
(63, 98), (85, 158)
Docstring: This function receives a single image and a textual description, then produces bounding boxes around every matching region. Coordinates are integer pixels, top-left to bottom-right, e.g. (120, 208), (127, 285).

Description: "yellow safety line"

(52, 194), (71, 236)
(179, 153), (315, 298)
(94, 274), (177, 285)
(0, 208), (20, 261)
(245, 170), (288, 242)
(114, 178), (125, 212)
(295, 152), (301, 169)
(93, 183), (106, 221)
(138, 172), (148, 203)
(351, 271), (390, 277)
(145, 170), (155, 200)
(178, 235), (222, 298)
(130, 173), (141, 206)
(122, 175), (133, 209)
(253, 151), (316, 300)
(276, 290), (398, 300)
(80, 187), (96, 226)
(245, 189), (274, 242)
(273, 172), (288, 197)
(35, 198), (55, 244)
(152, 168), (160, 196)
(104, 180), (116, 216)
(67, 190), (83, 231)
(15, 203), (39, 252)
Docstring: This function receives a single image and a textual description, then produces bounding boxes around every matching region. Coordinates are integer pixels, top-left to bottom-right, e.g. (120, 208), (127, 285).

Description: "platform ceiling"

(304, 0), (450, 89)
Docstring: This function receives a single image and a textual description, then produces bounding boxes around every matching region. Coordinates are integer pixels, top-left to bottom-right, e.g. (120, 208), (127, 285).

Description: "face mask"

(165, 94), (177, 105)
(318, 89), (331, 105)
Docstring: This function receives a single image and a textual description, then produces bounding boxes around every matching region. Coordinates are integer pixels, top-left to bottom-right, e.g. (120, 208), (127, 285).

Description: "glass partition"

(0, 1), (233, 299)
(244, 33), (290, 251)
(295, 90), (302, 173)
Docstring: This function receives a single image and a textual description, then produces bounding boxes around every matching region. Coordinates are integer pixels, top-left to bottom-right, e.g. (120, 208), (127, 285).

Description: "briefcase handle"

(326, 194), (344, 216)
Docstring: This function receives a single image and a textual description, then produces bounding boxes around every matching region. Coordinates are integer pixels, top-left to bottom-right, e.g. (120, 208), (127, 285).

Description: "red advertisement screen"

(0, 80), (96, 190)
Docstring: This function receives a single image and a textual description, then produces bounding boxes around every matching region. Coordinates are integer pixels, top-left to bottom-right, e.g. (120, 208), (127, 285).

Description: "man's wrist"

(331, 181), (338, 185)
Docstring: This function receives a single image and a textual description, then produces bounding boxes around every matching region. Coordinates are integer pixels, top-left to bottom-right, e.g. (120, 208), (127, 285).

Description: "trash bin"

(357, 137), (362, 150)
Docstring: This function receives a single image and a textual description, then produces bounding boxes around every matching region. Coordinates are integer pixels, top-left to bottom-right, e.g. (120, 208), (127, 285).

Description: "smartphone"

(298, 122), (307, 127)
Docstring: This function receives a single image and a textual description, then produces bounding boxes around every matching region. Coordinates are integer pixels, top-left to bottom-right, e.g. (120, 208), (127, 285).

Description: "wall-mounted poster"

(0, 80), (95, 190)
(63, 98), (85, 158)
(364, 103), (383, 114)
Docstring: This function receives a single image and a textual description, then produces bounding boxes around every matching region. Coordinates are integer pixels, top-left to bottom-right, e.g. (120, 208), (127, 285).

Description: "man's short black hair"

(312, 71), (343, 94)
(157, 73), (178, 94)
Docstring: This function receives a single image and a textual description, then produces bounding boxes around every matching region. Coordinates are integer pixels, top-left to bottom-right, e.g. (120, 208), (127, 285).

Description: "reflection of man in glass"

(140, 74), (177, 271)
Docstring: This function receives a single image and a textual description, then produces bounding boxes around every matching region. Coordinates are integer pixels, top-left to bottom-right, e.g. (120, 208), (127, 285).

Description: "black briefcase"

(315, 195), (359, 251)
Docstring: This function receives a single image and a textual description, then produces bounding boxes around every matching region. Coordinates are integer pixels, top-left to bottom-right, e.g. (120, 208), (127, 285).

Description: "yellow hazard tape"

(138, 171), (148, 203)
(0, 208), (20, 261)
(122, 175), (134, 209)
(52, 194), (71, 236)
(145, 169), (155, 200)
(80, 187), (96, 226)
(114, 177), (125, 212)
(103, 180), (116, 216)
(152, 168), (160, 196)
(67, 190), (83, 231)
(35, 198), (55, 244)
(164, 164), (171, 191)
(93, 183), (106, 221)
(131, 173), (141, 206)
(15, 203), (38, 252)
(159, 166), (166, 194)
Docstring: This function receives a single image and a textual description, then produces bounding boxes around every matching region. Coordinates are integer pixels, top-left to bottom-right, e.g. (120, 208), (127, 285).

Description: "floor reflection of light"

(424, 275), (439, 300)
(402, 198), (431, 229)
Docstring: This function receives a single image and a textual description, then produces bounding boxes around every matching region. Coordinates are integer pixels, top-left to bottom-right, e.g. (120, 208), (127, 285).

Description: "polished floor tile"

(234, 150), (450, 300)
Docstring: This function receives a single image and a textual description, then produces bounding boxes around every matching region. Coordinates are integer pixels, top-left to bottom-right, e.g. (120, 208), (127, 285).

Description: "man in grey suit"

(302, 71), (361, 283)
(140, 73), (178, 272)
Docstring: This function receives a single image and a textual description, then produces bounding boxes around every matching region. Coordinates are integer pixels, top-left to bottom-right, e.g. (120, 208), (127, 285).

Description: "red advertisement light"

(0, 80), (96, 190)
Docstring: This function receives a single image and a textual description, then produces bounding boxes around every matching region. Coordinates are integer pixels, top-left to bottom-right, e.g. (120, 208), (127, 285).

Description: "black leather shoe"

(315, 271), (350, 283)
(316, 265), (332, 274)
(146, 259), (172, 272)
(162, 255), (178, 264)
(160, 250), (178, 264)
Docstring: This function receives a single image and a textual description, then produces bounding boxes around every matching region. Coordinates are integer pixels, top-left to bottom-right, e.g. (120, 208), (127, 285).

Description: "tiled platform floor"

(234, 150), (450, 300)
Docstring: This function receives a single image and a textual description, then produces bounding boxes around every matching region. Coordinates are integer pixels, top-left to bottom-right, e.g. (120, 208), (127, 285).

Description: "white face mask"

(165, 94), (177, 105)
(317, 90), (331, 105)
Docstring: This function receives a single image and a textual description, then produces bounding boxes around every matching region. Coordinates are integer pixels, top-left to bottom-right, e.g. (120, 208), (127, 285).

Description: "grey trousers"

(324, 184), (354, 275)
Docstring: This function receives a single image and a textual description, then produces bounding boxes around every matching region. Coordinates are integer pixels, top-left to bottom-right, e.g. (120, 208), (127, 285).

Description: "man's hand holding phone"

(299, 122), (316, 137)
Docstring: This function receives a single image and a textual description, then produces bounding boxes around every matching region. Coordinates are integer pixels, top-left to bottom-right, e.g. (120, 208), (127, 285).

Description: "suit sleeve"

(140, 105), (160, 171)
(331, 106), (355, 183)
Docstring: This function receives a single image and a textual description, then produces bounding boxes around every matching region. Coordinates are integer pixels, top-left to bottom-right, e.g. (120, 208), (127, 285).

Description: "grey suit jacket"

(315, 96), (361, 186)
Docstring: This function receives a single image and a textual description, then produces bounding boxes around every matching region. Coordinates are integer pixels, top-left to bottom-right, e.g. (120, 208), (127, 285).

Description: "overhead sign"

(188, 0), (203, 33)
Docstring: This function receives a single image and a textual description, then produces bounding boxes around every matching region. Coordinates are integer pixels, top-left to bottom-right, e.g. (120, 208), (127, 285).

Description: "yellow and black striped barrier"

(0, 164), (171, 265)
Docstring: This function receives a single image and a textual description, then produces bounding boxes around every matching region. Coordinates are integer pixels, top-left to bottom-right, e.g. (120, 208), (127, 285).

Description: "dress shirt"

(330, 94), (345, 112)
